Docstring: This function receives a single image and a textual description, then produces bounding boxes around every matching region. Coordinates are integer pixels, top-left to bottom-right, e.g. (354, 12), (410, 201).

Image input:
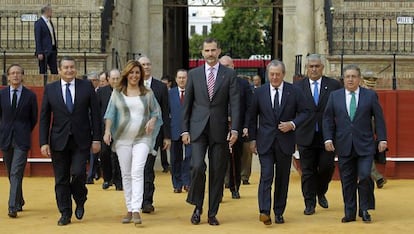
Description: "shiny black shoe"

(142, 204), (155, 213)
(275, 215), (285, 224)
(318, 195), (329, 209)
(102, 181), (112, 190)
(361, 210), (372, 223)
(231, 191), (241, 199)
(208, 216), (220, 225)
(304, 206), (315, 215)
(57, 216), (71, 226)
(8, 210), (17, 218)
(191, 207), (202, 225)
(341, 216), (356, 223)
(75, 205), (85, 220)
(376, 178), (387, 189)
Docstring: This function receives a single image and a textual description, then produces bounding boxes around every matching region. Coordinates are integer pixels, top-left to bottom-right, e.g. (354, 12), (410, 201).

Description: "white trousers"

(116, 143), (149, 212)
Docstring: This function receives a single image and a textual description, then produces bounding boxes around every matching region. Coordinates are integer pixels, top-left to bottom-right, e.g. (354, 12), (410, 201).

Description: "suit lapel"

(212, 64), (225, 99)
(199, 65), (209, 100)
(354, 87), (365, 120)
(264, 84), (277, 121)
(279, 83), (290, 114)
(302, 78), (314, 106)
(319, 77), (330, 104)
(56, 80), (71, 114)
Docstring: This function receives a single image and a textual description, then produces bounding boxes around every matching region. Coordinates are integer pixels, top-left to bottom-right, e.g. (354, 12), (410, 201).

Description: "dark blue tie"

(66, 83), (74, 113)
(273, 88), (280, 118)
(12, 89), (18, 110)
(313, 81), (319, 131)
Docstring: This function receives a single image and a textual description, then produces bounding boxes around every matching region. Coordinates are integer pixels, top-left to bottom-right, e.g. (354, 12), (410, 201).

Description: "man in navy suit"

(219, 55), (252, 199)
(0, 64), (38, 218)
(169, 69), (191, 193)
(34, 4), (58, 74)
(249, 60), (309, 225)
(294, 54), (342, 215)
(138, 56), (171, 213)
(323, 64), (387, 223)
(39, 56), (101, 226)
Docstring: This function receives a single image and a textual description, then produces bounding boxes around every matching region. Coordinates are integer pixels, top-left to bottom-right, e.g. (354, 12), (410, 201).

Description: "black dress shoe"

(361, 210), (372, 223)
(376, 178), (387, 189)
(242, 180), (250, 185)
(341, 216), (356, 223)
(174, 188), (182, 193)
(115, 184), (123, 191)
(142, 204), (155, 213)
(275, 215), (285, 224)
(75, 205), (85, 220)
(191, 207), (202, 225)
(102, 181), (112, 190)
(8, 210), (17, 218)
(318, 195), (329, 209)
(58, 216), (71, 226)
(304, 206), (315, 215)
(259, 213), (272, 225)
(208, 216), (220, 225)
(183, 185), (190, 192)
(231, 191), (241, 199)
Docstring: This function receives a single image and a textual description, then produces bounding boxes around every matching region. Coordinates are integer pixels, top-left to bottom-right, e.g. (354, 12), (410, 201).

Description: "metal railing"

(329, 11), (414, 55)
(0, 11), (102, 53)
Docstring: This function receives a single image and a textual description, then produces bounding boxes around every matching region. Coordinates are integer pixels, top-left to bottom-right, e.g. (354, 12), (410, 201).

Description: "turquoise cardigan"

(104, 89), (163, 154)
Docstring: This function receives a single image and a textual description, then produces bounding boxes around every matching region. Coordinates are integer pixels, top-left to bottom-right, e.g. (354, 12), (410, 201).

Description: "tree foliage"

(210, 0), (273, 58)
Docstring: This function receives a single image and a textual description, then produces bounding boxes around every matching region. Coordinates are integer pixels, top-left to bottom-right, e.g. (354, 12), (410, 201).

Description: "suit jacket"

(249, 82), (309, 155)
(237, 77), (253, 131)
(39, 78), (101, 151)
(323, 87), (387, 156)
(150, 78), (171, 140)
(0, 86), (38, 151)
(34, 17), (57, 55)
(96, 85), (112, 134)
(182, 64), (240, 142)
(169, 87), (184, 141)
(294, 76), (342, 146)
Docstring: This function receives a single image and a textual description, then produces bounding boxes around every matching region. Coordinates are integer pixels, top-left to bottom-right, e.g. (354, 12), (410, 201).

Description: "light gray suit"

(182, 63), (240, 217)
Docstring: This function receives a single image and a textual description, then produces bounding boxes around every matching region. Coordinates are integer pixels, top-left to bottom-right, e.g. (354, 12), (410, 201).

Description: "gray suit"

(182, 64), (240, 217)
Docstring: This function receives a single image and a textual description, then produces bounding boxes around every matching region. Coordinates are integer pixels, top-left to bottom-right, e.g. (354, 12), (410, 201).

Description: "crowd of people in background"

(1, 34), (389, 228)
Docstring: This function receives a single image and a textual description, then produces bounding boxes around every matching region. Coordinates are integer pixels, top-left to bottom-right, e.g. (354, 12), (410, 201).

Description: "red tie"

(180, 90), (185, 104)
(207, 67), (215, 100)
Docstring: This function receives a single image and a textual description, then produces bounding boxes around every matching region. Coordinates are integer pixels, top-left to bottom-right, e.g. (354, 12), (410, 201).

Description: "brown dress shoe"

(259, 213), (272, 225)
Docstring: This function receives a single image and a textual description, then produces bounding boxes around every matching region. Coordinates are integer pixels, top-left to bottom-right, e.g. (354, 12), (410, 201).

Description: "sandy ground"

(1, 163), (414, 234)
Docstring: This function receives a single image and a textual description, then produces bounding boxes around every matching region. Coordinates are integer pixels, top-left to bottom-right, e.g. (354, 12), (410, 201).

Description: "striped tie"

(207, 67), (215, 100)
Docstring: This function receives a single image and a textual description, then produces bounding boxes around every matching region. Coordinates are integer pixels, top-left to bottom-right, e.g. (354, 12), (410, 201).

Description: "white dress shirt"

(345, 87), (359, 116)
(61, 79), (75, 104)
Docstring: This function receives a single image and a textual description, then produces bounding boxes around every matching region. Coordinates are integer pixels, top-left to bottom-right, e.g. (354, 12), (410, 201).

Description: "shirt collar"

(10, 85), (22, 92)
(61, 79), (75, 87)
(271, 81), (284, 91)
(205, 63), (220, 73)
(41, 15), (49, 23)
(309, 77), (322, 86)
(178, 87), (185, 92)
(346, 87), (360, 95)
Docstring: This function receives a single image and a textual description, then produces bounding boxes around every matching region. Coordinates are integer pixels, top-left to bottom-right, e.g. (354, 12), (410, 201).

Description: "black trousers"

(38, 48), (58, 74)
(100, 142), (122, 186)
(228, 138), (242, 193)
(186, 126), (227, 218)
(338, 147), (375, 218)
(298, 132), (335, 208)
(51, 136), (89, 217)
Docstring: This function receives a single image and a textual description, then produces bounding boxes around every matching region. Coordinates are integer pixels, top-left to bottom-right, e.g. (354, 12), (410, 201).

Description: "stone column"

(130, 0), (163, 78)
(283, 0), (315, 81)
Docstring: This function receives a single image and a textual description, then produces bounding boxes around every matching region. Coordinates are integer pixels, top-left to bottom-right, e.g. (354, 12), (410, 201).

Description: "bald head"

(219, 55), (234, 69)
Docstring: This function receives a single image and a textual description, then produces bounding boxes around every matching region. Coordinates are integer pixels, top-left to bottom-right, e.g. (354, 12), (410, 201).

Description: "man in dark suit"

(219, 55), (252, 199)
(34, 4), (58, 74)
(294, 54), (342, 215)
(249, 60), (309, 225)
(137, 56), (171, 213)
(169, 69), (191, 193)
(96, 69), (122, 190)
(0, 64), (38, 218)
(182, 38), (240, 226)
(323, 64), (387, 223)
(39, 56), (101, 226)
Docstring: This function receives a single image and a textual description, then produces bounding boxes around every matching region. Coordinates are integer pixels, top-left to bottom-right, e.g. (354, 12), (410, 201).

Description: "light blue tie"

(313, 81), (319, 131)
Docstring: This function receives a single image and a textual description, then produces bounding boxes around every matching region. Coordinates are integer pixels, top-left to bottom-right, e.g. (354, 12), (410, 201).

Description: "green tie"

(350, 92), (356, 121)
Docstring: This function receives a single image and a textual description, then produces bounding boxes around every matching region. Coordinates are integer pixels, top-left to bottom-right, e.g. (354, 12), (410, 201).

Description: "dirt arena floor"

(1, 168), (413, 234)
